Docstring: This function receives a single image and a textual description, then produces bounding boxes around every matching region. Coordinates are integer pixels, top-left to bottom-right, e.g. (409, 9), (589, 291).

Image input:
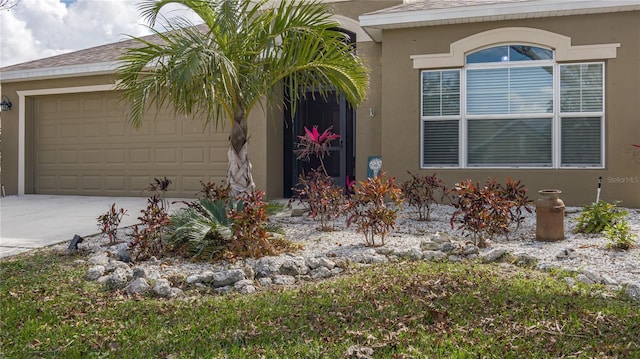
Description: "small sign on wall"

(367, 156), (382, 178)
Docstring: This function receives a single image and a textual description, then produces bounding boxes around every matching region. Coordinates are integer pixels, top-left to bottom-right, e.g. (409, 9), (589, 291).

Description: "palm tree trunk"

(227, 109), (255, 196)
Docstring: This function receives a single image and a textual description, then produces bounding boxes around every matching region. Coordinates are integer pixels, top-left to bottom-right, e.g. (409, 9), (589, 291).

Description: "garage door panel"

(34, 92), (227, 197)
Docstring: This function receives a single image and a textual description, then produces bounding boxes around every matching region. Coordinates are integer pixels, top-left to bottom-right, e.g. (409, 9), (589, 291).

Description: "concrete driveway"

(0, 195), (184, 259)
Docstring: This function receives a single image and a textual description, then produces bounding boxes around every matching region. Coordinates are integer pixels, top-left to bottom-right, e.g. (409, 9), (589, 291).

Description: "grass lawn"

(1, 250), (639, 358)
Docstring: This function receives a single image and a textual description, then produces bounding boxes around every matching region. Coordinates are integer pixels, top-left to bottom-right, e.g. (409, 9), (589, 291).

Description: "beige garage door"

(34, 91), (229, 197)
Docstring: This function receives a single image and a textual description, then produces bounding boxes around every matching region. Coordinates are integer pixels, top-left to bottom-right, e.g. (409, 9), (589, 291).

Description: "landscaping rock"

(422, 250), (446, 261)
(257, 277), (273, 287)
(395, 247), (423, 260)
(420, 241), (442, 251)
(310, 266), (332, 279)
(254, 256), (284, 278)
(186, 274), (202, 284)
(214, 286), (234, 295)
(439, 243), (457, 253)
(482, 249), (507, 263)
(625, 283), (640, 304)
(132, 266), (147, 280)
(126, 278), (150, 296)
(279, 256), (308, 276)
(105, 260), (130, 274)
(211, 269), (246, 288)
(88, 253), (110, 266)
(86, 265), (105, 281)
(576, 273), (594, 285)
(564, 277), (577, 287)
(463, 244), (479, 256)
(152, 279), (173, 298)
(582, 270), (605, 284)
(272, 275), (296, 286)
(234, 280), (256, 294)
(306, 257), (335, 270)
(105, 267), (131, 291)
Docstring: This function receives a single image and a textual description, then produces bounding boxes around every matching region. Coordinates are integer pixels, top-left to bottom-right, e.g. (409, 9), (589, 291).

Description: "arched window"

(420, 43), (604, 168)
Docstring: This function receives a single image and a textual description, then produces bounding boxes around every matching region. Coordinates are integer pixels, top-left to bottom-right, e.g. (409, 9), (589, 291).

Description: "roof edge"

(360, 0), (640, 41)
(0, 61), (118, 83)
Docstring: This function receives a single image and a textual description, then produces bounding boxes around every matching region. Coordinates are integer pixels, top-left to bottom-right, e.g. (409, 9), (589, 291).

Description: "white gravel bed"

(274, 204), (640, 286)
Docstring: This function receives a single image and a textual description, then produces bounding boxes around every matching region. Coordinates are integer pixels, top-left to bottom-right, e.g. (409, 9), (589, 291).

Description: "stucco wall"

(379, 11), (640, 207)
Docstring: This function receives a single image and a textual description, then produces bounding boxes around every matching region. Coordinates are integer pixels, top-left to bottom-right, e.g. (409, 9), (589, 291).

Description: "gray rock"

(233, 279), (255, 289)
(317, 257), (335, 269)
(214, 286), (234, 294)
(370, 255), (388, 264)
(169, 288), (185, 298)
(257, 277), (273, 287)
(420, 241), (442, 251)
(576, 274), (594, 284)
(153, 279), (173, 298)
(186, 274), (201, 284)
(116, 246), (132, 263)
(535, 262), (559, 272)
(86, 265), (105, 281)
(88, 253), (110, 266)
(564, 277), (577, 287)
(332, 258), (349, 269)
(306, 257), (323, 269)
(466, 254), (479, 260)
(73, 259), (87, 266)
(306, 257), (336, 270)
(625, 283), (640, 304)
(448, 255), (463, 263)
(254, 256), (284, 278)
(212, 269), (246, 288)
(582, 270), (604, 284)
(482, 249), (507, 263)
(105, 260), (130, 274)
(395, 247), (423, 260)
(238, 285), (256, 294)
(513, 254), (537, 267)
(280, 257), (309, 276)
(463, 244), (479, 256)
(432, 232), (452, 243)
(105, 267), (131, 291)
(132, 266), (147, 280)
(126, 278), (150, 296)
(375, 247), (394, 255)
(330, 267), (344, 275)
(439, 243), (457, 253)
(310, 266), (332, 279)
(600, 274), (618, 286)
(272, 275), (296, 285)
(197, 271), (216, 283)
(422, 250), (446, 261)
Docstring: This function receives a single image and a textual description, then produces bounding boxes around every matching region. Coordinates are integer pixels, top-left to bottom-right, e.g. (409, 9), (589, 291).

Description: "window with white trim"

(421, 45), (604, 169)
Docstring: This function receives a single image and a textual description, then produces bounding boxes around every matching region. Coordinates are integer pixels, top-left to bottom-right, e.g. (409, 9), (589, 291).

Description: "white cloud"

(0, 0), (203, 68)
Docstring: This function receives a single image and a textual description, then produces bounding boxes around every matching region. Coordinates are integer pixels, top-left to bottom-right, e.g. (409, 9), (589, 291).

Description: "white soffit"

(360, 0), (640, 41)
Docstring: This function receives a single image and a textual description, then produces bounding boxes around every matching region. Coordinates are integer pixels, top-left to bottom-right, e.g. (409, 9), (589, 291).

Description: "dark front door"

(284, 91), (354, 197)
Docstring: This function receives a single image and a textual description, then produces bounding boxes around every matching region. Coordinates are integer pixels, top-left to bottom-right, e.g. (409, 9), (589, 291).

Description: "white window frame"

(420, 57), (605, 169)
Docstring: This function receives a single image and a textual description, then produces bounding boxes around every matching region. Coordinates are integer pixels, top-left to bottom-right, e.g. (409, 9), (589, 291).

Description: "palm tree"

(116, 0), (368, 195)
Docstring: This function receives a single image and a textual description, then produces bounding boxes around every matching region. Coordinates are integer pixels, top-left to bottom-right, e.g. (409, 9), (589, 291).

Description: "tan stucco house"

(1, 0), (639, 207)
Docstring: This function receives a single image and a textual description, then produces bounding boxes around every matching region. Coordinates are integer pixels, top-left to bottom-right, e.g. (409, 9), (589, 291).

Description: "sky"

(0, 0), (202, 68)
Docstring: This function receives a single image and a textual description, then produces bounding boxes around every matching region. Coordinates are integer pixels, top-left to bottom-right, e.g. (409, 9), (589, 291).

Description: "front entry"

(283, 91), (355, 197)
